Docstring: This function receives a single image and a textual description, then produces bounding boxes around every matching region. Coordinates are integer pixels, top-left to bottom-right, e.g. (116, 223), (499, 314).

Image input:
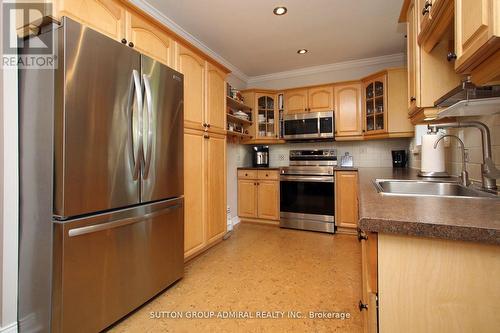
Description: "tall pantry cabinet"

(178, 45), (228, 260)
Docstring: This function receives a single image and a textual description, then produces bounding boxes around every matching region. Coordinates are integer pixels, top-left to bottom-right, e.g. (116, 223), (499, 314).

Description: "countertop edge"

(359, 217), (500, 246)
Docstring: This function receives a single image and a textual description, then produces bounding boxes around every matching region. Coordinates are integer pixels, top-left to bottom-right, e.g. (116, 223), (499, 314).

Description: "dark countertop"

(237, 167), (282, 170)
(358, 168), (500, 245)
(238, 166), (359, 171)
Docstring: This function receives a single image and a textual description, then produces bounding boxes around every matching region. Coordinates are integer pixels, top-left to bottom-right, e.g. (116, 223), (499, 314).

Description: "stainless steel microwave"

(283, 111), (334, 140)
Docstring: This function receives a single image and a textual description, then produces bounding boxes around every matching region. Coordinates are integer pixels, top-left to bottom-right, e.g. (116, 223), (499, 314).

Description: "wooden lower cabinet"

(238, 179), (257, 218)
(206, 133), (227, 243)
(361, 232), (500, 332)
(237, 169), (280, 223)
(256, 180), (280, 220)
(183, 129), (205, 257)
(184, 129), (226, 260)
(359, 231), (378, 333)
(335, 171), (359, 230)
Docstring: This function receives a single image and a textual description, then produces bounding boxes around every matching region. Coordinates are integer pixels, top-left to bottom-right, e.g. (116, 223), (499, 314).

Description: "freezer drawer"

(52, 198), (184, 333)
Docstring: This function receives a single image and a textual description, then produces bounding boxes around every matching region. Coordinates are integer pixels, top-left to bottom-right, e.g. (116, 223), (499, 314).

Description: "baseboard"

(0, 322), (18, 333)
(231, 216), (241, 226)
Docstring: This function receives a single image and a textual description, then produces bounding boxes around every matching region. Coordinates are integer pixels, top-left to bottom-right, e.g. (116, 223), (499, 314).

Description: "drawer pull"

(359, 301), (368, 311)
(68, 204), (181, 237)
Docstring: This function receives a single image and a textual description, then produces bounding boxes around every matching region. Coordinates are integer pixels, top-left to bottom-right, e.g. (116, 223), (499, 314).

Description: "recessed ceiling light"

(297, 49), (308, 54)
(273, 6), (287, 15)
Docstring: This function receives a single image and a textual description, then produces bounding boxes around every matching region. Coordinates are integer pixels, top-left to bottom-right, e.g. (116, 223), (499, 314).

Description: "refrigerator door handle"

(130, 69), (143, 180)
(142, 74), (154, 179)
(67, 203), (182, 237)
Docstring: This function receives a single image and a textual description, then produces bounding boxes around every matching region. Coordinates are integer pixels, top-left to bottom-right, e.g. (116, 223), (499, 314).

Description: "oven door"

(280, 175), (335, 233)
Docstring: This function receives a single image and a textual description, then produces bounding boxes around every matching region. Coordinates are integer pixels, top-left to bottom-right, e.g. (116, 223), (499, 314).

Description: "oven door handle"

(280, 175), (335, 183)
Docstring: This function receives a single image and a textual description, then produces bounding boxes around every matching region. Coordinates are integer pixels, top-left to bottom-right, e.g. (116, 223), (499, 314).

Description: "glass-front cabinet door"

(364, 74), (387, 134)
(256, 93), (278, 139)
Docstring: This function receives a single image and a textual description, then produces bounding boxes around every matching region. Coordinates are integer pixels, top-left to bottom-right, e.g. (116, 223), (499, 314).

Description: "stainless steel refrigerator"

(19, 18), (184, 332)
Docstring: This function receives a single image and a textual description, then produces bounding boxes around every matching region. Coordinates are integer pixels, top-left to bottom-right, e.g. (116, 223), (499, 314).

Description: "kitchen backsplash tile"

(265, 138), (411, 168)
(409, 114), (500, 182)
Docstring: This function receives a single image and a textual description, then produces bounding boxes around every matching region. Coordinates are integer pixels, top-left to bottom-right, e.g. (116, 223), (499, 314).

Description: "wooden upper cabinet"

(206, 134), (227, 243)
(125, 11), (173, 67)
(308, 85), (334, 112)
(363, 75), (388, 135)
(56, 0), (125, 41)
(177, 44), (205, 129)
(455, 0), (500, 84)
(284, 88), (308, 114)
(334, 83), (363, 137)
(257, 181), (279, 221)
(206, 63), (226, 132)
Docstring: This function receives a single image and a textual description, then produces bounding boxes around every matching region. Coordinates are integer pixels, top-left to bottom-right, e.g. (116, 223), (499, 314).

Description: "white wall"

(246, 53), (405, 90)
(0, 1), (20, 331)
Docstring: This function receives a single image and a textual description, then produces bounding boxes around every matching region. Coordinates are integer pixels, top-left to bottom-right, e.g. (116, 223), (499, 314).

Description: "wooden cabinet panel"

(378, 234), (500, 332)
(257, 181), (279, 221)
(177, 45), (205, 129)
(284, 89), (308, 114)
(206, 134), (226, 243)
(257, 170), (279, 181)
(387, 68), (414, 134)
(238, 169), (258, 179)
(125, 11), (173, 67)
(56, 0), (125, 41)
(206, 62), (226, 131)
(360, 231), (378, 333)
(334, 83), (363, 137)
(308, 85), (334, 112)
(455, 0), (500, 83)
(238, 179), (258, 218)
(335, 171), (359, 229)
(183, 129), (205, 257)
(407, 0), (418, 110)
(363, 74), (388, 135)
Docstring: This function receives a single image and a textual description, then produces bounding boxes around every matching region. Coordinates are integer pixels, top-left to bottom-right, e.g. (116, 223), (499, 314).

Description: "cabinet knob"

(447, 52), (457, 62)
(245, 173), (248, 176)
(207, 124), (211, 128)
(203, 123), (208, 128)
(410, 96), (416, 102)
(121, 38), (127, 44)
(265, 174), (268, 177)
(128, 42), (134, 48)
(204, 134), (210, 139)
(359, 301), (368, 312)
(254, 182), (257, 185)
(357, 229), (368, 242)
(422, 0), (432, 15)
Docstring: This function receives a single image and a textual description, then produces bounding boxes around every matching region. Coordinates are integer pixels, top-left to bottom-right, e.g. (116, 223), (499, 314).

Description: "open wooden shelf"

(227, 96), (252, 111)
(226, 130), (252, 139)
(227, 113), (252, 126)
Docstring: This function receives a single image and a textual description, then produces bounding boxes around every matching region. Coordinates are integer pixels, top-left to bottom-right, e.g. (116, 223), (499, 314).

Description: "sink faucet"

(429, 121), (500, 190)
(433, 134), (470, 187)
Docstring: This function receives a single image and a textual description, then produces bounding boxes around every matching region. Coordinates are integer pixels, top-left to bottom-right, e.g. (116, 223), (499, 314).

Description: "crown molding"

(129, 0), (249, 82)
(247, 53), (406, 85)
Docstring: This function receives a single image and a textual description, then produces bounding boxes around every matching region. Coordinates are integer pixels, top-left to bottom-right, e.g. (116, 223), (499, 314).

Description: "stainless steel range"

(280, 149), (337, 233)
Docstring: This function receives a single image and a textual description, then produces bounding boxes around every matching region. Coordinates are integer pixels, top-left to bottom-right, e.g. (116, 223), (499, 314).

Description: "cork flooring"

(107, 223), (363, 333)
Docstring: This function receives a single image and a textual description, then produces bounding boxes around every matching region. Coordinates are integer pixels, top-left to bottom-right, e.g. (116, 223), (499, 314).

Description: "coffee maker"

(252, 146), (269, 168)
(391, 150), (407, 168)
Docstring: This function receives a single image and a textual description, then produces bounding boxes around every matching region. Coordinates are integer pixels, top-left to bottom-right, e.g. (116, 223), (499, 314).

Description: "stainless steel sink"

(373, 179), (499, 199)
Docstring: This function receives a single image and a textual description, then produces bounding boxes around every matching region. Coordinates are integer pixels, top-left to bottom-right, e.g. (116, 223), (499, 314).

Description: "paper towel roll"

(421, 133), (445, 172)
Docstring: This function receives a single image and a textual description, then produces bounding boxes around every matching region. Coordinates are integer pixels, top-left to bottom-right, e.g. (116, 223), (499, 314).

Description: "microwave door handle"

(132, 69), (144, 180)
(142, 74), (153, 180)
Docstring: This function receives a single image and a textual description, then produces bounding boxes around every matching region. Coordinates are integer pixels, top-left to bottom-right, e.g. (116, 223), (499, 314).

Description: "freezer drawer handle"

(67, 204), (181, 237)
(142, 74), (154, 179)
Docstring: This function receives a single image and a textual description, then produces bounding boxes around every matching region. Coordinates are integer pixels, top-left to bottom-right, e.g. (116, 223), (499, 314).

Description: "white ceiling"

(142, 0), (406, 77)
